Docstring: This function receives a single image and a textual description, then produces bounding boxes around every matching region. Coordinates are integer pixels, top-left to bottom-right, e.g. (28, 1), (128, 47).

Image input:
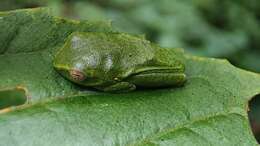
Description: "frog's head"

(53, 32), (116, 87)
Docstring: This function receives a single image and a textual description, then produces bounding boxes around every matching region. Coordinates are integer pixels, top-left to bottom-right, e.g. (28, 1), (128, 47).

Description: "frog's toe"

(96, 82), (136, 93)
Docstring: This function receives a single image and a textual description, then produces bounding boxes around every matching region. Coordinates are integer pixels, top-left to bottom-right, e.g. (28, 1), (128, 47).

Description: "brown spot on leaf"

(0, 86), (28, 110)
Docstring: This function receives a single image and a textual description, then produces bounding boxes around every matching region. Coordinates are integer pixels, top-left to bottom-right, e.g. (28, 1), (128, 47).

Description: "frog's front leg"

(125, 71), (186, 88)
(96, 82), (136, 93)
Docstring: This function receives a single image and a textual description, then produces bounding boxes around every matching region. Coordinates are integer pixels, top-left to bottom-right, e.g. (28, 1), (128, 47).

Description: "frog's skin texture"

(53, 32), (186, 92)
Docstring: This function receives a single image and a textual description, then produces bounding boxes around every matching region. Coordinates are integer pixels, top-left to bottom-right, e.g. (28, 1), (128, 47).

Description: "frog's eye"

(69, 70), (86, 82)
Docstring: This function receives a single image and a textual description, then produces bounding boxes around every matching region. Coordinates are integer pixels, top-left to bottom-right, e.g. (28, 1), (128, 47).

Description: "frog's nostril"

(69, 70), (86, 81)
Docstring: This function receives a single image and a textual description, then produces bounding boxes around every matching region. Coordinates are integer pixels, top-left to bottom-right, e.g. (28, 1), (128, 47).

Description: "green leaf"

(0, 8), (260, 146)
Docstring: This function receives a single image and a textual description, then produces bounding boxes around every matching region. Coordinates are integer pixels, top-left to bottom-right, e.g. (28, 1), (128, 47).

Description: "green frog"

(53, 32), (186, 92)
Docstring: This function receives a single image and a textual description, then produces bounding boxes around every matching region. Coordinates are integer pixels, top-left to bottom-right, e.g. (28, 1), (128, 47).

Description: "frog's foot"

(125, 73), (186, 88)
(96, 82), (136, 93)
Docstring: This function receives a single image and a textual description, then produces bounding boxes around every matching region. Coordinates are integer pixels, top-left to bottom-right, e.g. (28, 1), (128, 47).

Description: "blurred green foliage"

(1, 0), (260, 142)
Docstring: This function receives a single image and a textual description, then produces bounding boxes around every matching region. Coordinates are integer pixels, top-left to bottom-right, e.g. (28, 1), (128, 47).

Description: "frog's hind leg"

(125, 73), (186, 88)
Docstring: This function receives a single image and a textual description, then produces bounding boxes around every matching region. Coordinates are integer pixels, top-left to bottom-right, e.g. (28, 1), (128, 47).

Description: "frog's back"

(70, 32), (156, 71)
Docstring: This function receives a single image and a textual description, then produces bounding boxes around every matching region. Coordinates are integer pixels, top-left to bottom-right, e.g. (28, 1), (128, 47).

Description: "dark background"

(1, 0), (259, 142)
